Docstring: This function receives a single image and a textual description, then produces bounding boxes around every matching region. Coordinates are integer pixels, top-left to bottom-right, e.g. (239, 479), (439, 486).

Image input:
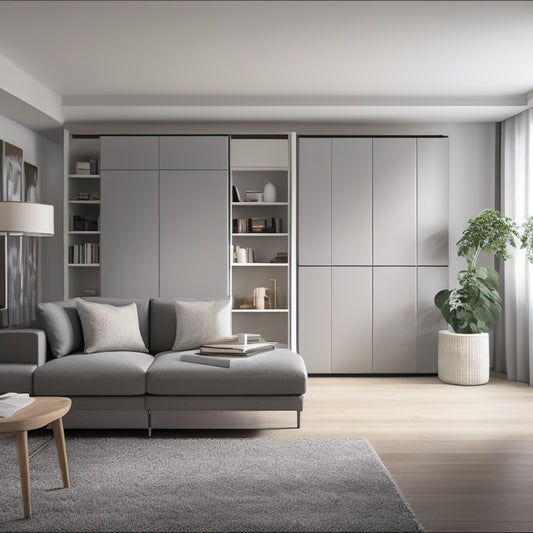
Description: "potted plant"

(434, 209), (533, 385)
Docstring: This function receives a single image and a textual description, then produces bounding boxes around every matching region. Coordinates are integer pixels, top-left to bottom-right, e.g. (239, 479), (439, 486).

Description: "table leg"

(51, 417), (70, 489)
(16, 431), (31, 519)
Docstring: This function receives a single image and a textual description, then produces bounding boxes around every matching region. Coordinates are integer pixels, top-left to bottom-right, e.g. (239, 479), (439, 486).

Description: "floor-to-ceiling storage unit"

(298, 136), (448, 374)
(99, 135), (229, 299)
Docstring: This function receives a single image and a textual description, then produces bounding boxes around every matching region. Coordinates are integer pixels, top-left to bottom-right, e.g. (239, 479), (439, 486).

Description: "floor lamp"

(0, 202), (54, 325)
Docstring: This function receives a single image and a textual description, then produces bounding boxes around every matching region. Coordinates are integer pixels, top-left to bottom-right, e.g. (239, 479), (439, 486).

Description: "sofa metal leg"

(147, 410), (152, 438)
(296, 410), (301, 429)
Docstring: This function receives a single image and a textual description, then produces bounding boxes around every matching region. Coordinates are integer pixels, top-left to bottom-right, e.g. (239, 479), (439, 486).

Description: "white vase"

(263, 182), (276, 202)
(437, 330), (490, 385)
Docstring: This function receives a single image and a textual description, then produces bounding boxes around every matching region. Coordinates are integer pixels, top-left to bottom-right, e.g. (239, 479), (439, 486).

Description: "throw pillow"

(36, 299), (83, 357)
(172, 297), (231, 351)
(75, 298), (148, 354)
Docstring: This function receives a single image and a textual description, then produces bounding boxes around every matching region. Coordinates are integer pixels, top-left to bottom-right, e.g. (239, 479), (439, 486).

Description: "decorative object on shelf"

(232, 184), (241, 202)
(234, 296), (253, 309)
(89, 158), (99, 175)
(251, 217), (267, 233)
(245, 190), (263, 202)
(263, 181), (277, 202)
(253, 287), (268, 309)
(82, 288), (98, 297)
(75, 161), (91, 174)
(270, 252), (288, 263)
(434, 209), (533, 385)
(270, 278), (278, 309)
(264, 288), (272, 309)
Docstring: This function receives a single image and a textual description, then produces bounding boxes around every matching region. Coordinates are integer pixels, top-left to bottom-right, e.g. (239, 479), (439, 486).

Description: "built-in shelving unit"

(230, 134), (296, 348)
(64, 134), (101, 298)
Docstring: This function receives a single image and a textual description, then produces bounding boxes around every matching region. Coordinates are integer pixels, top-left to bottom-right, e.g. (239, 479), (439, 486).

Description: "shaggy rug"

(0, 432), (423, 532)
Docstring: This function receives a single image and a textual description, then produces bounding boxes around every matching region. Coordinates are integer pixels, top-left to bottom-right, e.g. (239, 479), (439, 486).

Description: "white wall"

(0, 114), (63, 306)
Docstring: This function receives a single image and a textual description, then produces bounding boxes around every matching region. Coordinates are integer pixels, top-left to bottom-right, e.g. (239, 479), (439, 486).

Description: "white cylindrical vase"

(437, 330), (490, 386)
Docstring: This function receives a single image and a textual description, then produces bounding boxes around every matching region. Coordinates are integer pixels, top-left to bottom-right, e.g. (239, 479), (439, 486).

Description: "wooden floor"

(255, 372), (533, 532)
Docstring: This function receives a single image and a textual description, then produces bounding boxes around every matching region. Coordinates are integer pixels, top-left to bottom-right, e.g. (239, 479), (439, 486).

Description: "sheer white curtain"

(498, 109), (533, 385)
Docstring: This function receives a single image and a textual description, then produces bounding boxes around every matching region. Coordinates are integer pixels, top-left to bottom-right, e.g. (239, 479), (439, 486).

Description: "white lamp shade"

(0, 201), (54, 236)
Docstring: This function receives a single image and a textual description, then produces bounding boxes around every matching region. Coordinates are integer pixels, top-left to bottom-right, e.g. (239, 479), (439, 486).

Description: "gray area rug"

(0, 432), (424, 532)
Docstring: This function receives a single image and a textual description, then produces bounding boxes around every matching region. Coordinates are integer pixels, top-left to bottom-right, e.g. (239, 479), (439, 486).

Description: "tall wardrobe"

(99, 135), (229, 299)
(298, 136), (449, 374)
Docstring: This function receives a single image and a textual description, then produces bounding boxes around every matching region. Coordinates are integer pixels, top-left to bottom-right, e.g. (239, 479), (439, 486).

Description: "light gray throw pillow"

(172, 298), (232, 351)
(75, 298), (148, 354)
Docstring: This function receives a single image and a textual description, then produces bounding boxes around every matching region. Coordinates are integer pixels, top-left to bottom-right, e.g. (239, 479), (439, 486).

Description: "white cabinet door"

(160, 136), (228, 170)
(160, 170), (228, 298)
(298, 267), (331, 373)
(373, 139), (417, 265)
(332, 267), (372, 373)
(418, 138), (449, 266)
(100, 170), (159, 297)
(373, 267), (417, 373)
(298, 138), (332, 266)
(100, 136), (159, 170)
(417, 266), (448, 373)
(332, 138), (372, 265)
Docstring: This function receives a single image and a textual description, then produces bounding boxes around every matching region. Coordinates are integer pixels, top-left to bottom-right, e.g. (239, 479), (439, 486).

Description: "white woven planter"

(437, 330), (490, 385)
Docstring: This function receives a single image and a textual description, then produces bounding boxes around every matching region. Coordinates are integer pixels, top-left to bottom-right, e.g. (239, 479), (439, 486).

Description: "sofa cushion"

(76, 299), (148, 354)
(150, 297), (231, 354)
(84, 297), (150, 350)
(33, 352), (154, 396)
(146, 348), (307, 396)
(171, 297), (231, 351)
(36, 299), (83, 357)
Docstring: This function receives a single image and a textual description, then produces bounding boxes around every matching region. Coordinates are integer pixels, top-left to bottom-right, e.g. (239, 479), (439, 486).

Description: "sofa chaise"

(0, 297), (307, 436)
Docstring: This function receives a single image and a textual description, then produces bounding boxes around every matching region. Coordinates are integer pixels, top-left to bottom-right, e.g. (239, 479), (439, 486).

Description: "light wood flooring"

(254, 372), (533, 532)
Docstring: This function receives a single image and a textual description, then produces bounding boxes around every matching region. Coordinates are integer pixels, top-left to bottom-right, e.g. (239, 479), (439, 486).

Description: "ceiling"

(0, 0), (532, 129)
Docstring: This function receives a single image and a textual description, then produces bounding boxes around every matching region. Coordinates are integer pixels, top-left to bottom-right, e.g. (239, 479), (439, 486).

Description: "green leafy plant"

(435, 209), (533, 334)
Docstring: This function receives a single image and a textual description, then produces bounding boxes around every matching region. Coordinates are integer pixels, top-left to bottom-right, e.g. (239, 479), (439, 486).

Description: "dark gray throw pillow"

(36, 299), (83, 357)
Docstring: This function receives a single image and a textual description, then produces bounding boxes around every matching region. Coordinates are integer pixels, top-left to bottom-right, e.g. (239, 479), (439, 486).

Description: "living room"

(0, 1), (532, 532)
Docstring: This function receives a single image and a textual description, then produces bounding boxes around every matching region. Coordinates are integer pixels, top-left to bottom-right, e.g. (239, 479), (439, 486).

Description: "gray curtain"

(496, 109), (533, 385)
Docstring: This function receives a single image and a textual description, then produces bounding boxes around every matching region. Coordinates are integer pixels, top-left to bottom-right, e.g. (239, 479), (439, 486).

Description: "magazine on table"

(0, 392), (35, 418)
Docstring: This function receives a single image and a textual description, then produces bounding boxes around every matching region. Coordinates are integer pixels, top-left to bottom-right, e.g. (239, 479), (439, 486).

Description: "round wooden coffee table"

(0, 396), (72, 518)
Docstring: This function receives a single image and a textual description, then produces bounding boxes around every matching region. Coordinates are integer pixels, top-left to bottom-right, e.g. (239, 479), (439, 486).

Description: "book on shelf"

(199, 341), (275, 356)
(0, 392), (35, 418)
(233, 245), (255, 263)
(71, 215), (98, 232)
(181, 354), (231, 368)
(232, 218), (251, 233)
(69, 243), (100, 264)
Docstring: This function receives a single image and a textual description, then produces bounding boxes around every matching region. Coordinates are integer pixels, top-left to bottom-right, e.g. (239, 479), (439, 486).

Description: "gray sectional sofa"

(0, 297), (307, 435)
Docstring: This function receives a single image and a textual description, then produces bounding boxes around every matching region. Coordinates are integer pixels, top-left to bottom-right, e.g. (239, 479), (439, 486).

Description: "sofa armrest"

(0, 328), (47, 366)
